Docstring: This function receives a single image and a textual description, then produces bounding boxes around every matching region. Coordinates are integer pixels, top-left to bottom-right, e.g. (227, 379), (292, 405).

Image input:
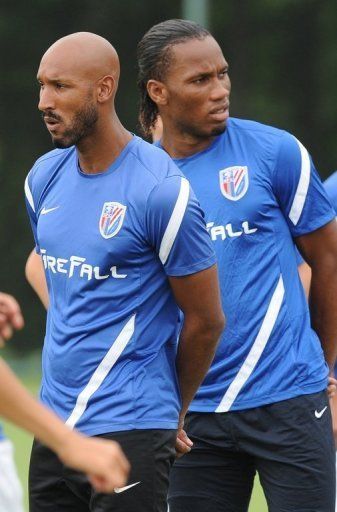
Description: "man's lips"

(43, 117), (62, 131)
(208, 104), (230, 122)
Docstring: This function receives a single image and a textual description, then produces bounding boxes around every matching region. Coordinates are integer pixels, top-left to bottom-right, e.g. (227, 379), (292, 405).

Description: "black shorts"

(29, 428), (176, 512)
(169, 391), (335, 512)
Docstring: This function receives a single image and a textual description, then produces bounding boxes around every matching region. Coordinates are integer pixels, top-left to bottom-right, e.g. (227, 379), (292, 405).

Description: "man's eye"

(194, 76), (208, 84)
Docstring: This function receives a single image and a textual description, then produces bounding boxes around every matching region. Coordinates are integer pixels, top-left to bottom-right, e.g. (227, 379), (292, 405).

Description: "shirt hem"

(166, 254), (216, 277)
(292, 213), (335, 237)
(74, 420), (179, 436)
(189, 380), (327, 412)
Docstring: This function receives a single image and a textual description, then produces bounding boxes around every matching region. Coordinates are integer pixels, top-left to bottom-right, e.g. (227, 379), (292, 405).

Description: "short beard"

(53, 101), (99, 149)
(176, 119), (227, 141)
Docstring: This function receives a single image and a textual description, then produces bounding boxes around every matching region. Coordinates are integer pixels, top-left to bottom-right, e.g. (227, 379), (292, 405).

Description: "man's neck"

(160, 131), (216, 159)
(77, 116), (132, 174)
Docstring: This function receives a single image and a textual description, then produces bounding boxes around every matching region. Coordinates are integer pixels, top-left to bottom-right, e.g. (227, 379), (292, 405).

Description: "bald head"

(37, 32), (121, 149)
(39, 32), (120, 85)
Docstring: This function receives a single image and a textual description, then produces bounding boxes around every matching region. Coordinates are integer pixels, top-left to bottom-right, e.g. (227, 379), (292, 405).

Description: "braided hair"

(137, 19), (210, 138)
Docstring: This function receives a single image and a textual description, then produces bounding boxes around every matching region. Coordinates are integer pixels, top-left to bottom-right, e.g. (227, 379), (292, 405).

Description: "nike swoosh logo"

(114, 481), (141, 494)
(315, 406), (328, 418)
(41, 206), (59, 215)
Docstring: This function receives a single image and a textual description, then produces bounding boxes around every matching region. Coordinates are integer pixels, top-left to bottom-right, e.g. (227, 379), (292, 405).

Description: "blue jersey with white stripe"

(159, 118), (335, 412)
(25, 135), (216, 435)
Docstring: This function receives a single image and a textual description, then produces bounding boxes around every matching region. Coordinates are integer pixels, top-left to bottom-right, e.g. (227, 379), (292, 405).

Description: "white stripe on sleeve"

(288, 138), (310, 226)
(24, 176), (35, 213)
(66, 314), (135, 429)
(159, 177), (190, 265)
(215, 275), (285, 413)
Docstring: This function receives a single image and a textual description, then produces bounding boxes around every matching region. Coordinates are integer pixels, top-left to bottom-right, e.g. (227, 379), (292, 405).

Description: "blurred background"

(1, 0), (337, 355)
(0, 0), (336, 509)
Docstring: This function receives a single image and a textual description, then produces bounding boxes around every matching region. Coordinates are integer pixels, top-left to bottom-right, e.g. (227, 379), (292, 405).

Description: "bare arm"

(169, 264), (225, 452)
(296, 219), (337, 370)
(0, 291), (129, 491)
(0, 357), (129, 491)
(25, 249), (49, 308)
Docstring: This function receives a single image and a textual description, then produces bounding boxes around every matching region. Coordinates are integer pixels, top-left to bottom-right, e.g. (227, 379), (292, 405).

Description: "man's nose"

(210, 77), (231, 101)
(38, 86), (55, 112)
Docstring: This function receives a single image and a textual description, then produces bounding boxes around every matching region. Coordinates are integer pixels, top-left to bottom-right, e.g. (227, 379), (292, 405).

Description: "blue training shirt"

(158, 117), (335, 412)
(25, 135), (216, 435)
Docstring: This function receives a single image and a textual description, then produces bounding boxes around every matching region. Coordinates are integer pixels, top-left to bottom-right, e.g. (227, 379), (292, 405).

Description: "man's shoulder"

(128, 136), (183, 185)
(227, 117), (298, 162)
(228, 117), (286, 140)
(28, 147), (74, 182)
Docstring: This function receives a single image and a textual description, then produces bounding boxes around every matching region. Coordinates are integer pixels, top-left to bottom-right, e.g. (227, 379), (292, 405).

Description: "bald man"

(25, 33), (224, 511)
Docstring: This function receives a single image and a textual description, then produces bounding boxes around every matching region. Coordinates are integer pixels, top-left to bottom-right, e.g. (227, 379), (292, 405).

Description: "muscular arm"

(296, 219), (337, 370)
(169, 264), (224, 436)
(25, 249), (49, 308)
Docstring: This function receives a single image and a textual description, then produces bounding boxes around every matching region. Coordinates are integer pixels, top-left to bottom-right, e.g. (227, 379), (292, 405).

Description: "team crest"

(219, 166), (249, 201)
(99, 202), (126, 239)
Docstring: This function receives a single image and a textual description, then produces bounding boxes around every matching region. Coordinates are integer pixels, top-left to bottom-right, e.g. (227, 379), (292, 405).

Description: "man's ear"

(97, 75), (115, 103)
(147, 79), (168, 106)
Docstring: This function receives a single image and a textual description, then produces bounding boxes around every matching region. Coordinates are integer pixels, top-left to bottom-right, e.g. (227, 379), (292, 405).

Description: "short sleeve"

(145, 175), (216, 276)
(24, 173), (40, 252)
(272, 133), (335, 237)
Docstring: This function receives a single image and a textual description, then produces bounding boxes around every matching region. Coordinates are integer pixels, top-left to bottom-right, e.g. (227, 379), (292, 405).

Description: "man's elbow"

(201, 311), (225, 343)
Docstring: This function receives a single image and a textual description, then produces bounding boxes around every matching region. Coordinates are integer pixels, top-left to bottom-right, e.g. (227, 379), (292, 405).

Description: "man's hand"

(176, 427), (193, 458)
(0, 292), (24, 347)
(175, 415), (193, 458)
(328, 375), (337, 398)
(57, 434), (130, 493)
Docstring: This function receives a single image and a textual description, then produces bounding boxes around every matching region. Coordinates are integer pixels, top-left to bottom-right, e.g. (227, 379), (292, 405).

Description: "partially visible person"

(137, 19), (337, 512)
(25, 31), (223, 512)
(0, 291), (24, 346)
(0, 355), (130, 493)
(0, 292), (130, 494)
(0, 292), (25, 511)
(299, 170), (337, 511)
(325, 171), (337, 208)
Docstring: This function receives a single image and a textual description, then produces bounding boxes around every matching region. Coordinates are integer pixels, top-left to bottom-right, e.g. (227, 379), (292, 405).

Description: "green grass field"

(3, 356), (268, 511)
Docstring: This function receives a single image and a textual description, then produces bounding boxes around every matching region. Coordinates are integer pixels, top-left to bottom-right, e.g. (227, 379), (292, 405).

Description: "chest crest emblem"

(219, 166), (249, 201)
(99, 202), (126, 239)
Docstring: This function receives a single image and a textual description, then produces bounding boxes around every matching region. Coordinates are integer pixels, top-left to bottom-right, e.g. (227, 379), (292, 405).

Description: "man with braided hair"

(137, 19), (337, 512)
